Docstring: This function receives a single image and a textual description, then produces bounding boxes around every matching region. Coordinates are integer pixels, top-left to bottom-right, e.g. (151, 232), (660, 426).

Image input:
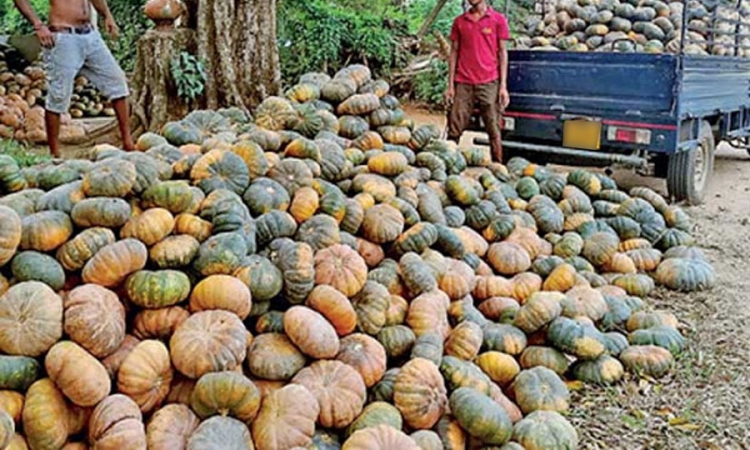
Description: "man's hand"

(35, 24), (54, 48)
(444, 86), (455, 106)
(498, 86), (510, 111)
(104, 16), (119, 39)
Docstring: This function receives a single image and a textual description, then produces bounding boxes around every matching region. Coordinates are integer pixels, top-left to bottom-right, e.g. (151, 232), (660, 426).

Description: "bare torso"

(49, 0), (91, 28)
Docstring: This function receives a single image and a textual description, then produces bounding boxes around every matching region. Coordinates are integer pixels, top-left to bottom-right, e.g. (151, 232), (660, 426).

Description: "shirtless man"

(13, 0), (135, 157)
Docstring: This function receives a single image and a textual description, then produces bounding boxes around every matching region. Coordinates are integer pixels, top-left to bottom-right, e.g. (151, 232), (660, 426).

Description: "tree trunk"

(129, 28), (198, 133)
(195, 0), (281, 111)
(417, 0), (451, 39)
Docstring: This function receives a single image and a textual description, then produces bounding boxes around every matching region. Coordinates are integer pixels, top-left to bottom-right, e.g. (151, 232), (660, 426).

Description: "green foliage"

(0, 0), (49, 34)
(171, 51), (207, 102)
(404, 0), (463, 37)
(413, 59), (448, 106)
(0, 139), (50, 167)
(278, 0), (407, 83)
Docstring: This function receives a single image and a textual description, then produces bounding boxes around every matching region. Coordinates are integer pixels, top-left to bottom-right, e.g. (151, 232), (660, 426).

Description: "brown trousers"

(447, 81), (503, 160)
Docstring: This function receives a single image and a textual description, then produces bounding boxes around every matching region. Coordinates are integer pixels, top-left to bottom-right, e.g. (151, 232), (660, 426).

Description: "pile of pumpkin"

(0, 97), (87, 145)
(514, 0), (750, 56)
(0, 63), (716, 450)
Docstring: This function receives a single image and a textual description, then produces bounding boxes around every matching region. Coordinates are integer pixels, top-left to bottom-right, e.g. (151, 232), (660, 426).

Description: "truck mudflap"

(472, 137), (649, 168)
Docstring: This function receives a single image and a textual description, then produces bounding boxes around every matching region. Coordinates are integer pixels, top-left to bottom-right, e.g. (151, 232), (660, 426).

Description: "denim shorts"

(42, 30), (129, 114)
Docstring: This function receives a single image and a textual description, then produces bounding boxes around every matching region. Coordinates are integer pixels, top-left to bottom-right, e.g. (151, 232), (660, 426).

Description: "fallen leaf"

(566, 380), (584, 391)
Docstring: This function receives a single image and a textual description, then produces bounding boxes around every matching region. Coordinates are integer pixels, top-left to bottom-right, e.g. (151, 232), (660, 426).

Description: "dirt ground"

(406, 106), (750, 450)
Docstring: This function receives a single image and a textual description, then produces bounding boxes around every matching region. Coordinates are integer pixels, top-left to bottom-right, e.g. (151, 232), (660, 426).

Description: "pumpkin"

(189, 274), (252, 319)
(406, 290), (451, 339)
(512, 411), (579, 450)
(193, 232), (248, 277)
(246, 333), (306, 381)
(628, 326), (685, 353)
(482, 323), (528, 355)
(45, 340), (110, 407)
(251, 384), (320, 450)
(69, 197), (131, 229)
(82, 239), (148, 287)
(478, 297), (519, 323)
(519, 346), (569, 375)
(174, 214), (213, 242)
(187, 416), (254, 449)
(11, 251), (65, 290)
(444, 320), (483, 360)
(169, 310), (247, 379)
(284, 305), (340, 358)
(102, 335), (141, 378)
(361, 204), (404, 243)
(626, 311), (678, 332)
(368, 152), (409, 176)
(63, 284), (126, 358)
(20, 210), (73, 252)
(612, 273), (655, 296)
(117, 340), (173, 413)
(619, 345), (673, 378)
(547, 317), (606, 360)
(292, 360), (367, 428)
(513, 292), (564, 333)
(133, 306), (190, 340)
(146, 404), (200, 450)
(88, 394), (147, 450)
(121, 207), (176, 245)
(0, 410), (12, 450)
(410, 331), (444, 366)
(569, 354), (624, 384)
(82, 158), (137, 197)
(438, 259), (476, 300)
(475, 351), (521, 387)
(191, 149), (250, 195)
(393, 358), (448, 430)
(488, 242), (532, 275)
(560, 286), (608, 321)
(56, 227), (116, 271)
(233, 255), (284, 302)
(190, 371), (261, 422)
(0, 355), (39, 391)
(22, 379), (69, 450)
(126, 270), (192, 309)
(141, 180), (195, 214)
(351, 280), (390, 335)
(150, 234), (200, 268)
(654, 257), (716, 292)
(337, 333), (387, 388)
(510, 366), (570, 414)
(439, 356), (492, 394)
(449, 387), (513, 445)
(0, 281), (63, 357)
(343, 425), (420, 450)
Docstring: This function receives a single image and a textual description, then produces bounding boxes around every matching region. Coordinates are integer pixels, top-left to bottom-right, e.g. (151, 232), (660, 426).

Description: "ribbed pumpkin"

(510, 366), (570, 414)
(519, 346), (570, 376)
(619, 345), (673, 378)
(20, 210), (73, 252)
(45, 340), (110, 407)
(337, 333), (387, 388)
(246, 333), (306, 381)
(189, 274), (252, 320)
(126, 270), (191, 309)
(190, 149), (250, 195)
(22, 379), (69, 450)
(444, 321), (483, 360)
(306, 284), (358, 336)
(449, 387), (513, 445)
(82, 158), (137, 197)
(292, 360), (367, 428)
(56, 227), (116, 271)
(475, 351), (521, 387)
(0, 281), (63, 357)
(169, 310), (247, 379)
(0, 206), (22, 267)
(133, 306), (190, 340)
(284, 305), (340, 359)
(174, 213), (213, 242)
(189, 371), (261, 422)
(117, 340), (173, 412)
(314, 244), (368, 296)
(88, 394), (147, 449)
(63, 284), (126, 358)
(11, 250), (65, 290)
(82, 238), (148, 287)
(343, 424), (420, 450)
(569, 354), (624, 384)
(146, 404), (200, 450)
(121, 208), (176, 246)
(149, 234), (200, 268)
(393, 358), (447, 430)
(487, 242), (532, 275)
(512, 411), (579, 450)
(361, 203), (404, 243)
(251, 384), (320, 450)
(513, 291), (564, 334)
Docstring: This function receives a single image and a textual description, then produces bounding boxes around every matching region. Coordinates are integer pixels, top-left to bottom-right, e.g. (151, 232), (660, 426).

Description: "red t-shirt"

(449, 8), (510, 85)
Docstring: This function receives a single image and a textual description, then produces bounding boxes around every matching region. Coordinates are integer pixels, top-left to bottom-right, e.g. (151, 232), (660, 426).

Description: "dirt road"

(407, 106), (750, 450)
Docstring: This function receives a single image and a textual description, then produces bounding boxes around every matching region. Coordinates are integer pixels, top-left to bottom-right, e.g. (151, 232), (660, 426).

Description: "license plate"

(563, 119), (601, 150)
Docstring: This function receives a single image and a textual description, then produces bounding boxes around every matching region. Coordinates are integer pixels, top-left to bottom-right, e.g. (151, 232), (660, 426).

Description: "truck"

(469, 0), (750, 205)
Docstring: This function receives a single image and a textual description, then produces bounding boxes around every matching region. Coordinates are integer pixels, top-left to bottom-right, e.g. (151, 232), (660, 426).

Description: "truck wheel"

(667, 120), (714, 205)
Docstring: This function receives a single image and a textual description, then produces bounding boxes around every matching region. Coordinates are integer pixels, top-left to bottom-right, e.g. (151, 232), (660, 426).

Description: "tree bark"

(195, 0), (281, 111)
(129, 28), (198, 133)
(417, 0), (451, 39)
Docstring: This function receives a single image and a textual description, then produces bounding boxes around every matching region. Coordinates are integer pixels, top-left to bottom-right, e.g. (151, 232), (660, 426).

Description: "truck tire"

(667, 120), (714, 205)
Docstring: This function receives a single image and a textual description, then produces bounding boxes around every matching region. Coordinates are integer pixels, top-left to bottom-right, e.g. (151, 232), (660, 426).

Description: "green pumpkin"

(519, 346), (570, 376)
(0, 355), (40, 391)
(619, 345), (673, 378)
(11, 251), (66, 291)
(0, 190), (40, 217)
(345, 401), (402, 439)
(484, 215), (517, 242)
(377, 325), (416, 359)
(56, 227), (116, 271)
(71, 197), (132, 228)
(125, 270), (191, 309)
(515, 177), (540, 200)
(255, 210), (298, 247)
(628, 326), (684, 353)
(191, 150), (251, 196)
(440, 356), (492, 394)
(600, 295), (633, 331)
(445, 175), (481, 206)
(392, 222), (439, 256)
(482, 323), (528, 356)
(269, 239), (315, 305)
(603, 332), (630, 356)
(512, 411), (579, 450)
(200, 189), (252, 233)
(510, 366), (570, 414)
(417, 184), (447, 225)
(193, 232), (249, 276)
(371, 368), (400, 403)
(449, 387), (513, 445)
(351, 280), (389, 335)
(294, 214), (341, 251)
(465, 200), (498, 231)
(410, 331), (444, 366)
(0, 154), (27, 193)
(569, 354), (624, 384)
(547, 317), (607, 360)
(527, 195), (564, 234)
(35, 181), (85, 214)
(142, 180), (195, 214)
(243, 177), (291, 216)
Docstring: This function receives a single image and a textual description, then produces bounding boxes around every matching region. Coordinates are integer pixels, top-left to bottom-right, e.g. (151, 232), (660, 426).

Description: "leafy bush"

(0, 139), (50, 167)
(171, 51), (207, 102)
(412, 59), (448, 106)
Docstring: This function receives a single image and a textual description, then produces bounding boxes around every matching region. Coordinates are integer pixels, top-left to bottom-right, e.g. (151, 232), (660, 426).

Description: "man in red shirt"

(445, 0), (510, 161)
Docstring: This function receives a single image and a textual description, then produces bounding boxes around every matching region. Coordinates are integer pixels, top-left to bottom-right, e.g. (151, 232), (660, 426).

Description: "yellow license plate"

(563, 120), (602, 150)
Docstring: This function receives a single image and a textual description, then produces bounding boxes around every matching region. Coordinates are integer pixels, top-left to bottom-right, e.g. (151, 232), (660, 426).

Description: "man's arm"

(448, 41), (459, 97)
(90, 0), (119, 38)
(13, 0), (54, 47)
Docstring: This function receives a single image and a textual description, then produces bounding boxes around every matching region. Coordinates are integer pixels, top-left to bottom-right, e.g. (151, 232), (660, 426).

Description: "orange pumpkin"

(121, 208), (175, 246)
(189, 274), (252, 320)
(63, 284), (126, 358)
(251, 384), (320, 450)
(0, 281), (63, 357)
(305, 284), (358, 336)
(88, 394), (147, 450)
(336, 333), (387, 388)
(133, 307), (190, 341)
(0, 205), (22, 267)
(190, 371), (261, 422)
(82, 239), (148, 287)
(283, 305), (340, 358)
(45, 341), (110, 407)
(146, 404), (200, 450)
(393, 358), (447, 430)
(314, 244), (368, 297)
(292, 360), (367, 428)
(102, 334), (140, 379)
(117, 340), (174, 413)
(22, 379), (69, 450)
(343, 424), (420, 450)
